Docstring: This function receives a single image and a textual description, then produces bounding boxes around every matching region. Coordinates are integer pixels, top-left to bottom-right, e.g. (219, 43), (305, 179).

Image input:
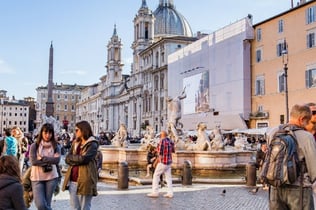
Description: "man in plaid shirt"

(147, 130), (175, 198)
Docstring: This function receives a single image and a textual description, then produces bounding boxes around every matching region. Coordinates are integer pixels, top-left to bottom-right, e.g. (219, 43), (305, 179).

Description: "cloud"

(0, 59), (15, 74)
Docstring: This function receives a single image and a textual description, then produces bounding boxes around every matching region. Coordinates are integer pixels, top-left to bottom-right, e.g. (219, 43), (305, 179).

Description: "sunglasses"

(75, 128), (79, 132)
(312, 110), (316, 115)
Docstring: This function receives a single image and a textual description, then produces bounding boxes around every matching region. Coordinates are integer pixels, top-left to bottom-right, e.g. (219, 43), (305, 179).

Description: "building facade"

(251, 0), (316, 128)
(0, 90), (30, 133)
(35, 84), (85, 132)
(76, 0), (196, 136)
(168, 17), (253, 130)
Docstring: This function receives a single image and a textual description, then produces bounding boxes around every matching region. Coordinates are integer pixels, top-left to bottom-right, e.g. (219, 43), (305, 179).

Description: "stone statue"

(167, 87), (186, 143)
(210, 127), (224, 150)
(111, 124), (128, 148)
(35, 115), (61, 136)
(186, 122), (211, 151)
(139, 125), (157, 150)
(234, 134), (247, 150)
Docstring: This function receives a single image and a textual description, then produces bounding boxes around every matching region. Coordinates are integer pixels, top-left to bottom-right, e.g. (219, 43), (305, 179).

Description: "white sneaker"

(163, 193), (173, 198)
(147, 193), (159, 198)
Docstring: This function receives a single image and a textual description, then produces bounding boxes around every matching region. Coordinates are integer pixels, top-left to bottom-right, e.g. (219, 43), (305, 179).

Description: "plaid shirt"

(157, 137), (174, 165)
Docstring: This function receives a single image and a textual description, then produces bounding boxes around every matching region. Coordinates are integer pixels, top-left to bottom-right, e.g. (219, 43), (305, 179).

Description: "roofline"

(253, 0), (315, 27)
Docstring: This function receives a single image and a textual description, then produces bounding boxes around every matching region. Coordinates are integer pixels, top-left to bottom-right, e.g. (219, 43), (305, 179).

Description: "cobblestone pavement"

(29, 182), (269, 210)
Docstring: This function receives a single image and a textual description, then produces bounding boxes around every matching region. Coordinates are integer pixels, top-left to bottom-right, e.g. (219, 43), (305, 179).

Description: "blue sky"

(0, 0), (292, 99)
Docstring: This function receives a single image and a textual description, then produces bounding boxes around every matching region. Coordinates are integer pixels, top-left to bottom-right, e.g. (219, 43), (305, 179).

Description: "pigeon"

(249, 187), (259, 195)
(220, 189), (226, 196)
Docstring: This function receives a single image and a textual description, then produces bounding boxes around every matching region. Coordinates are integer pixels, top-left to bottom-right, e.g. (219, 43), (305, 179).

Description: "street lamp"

(282, 39), (289, 123)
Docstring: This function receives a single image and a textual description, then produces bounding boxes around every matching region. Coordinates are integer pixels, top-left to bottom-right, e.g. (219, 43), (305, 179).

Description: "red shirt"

(70, 143), (81, 182)
(158, 137), (174, 165)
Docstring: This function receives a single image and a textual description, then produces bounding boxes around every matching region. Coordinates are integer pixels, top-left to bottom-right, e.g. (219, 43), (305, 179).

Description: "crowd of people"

(0, 120), (100, 210)
(2, 103), (316, 209)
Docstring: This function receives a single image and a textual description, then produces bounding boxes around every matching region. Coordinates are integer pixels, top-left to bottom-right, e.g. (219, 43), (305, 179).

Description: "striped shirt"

(158, 137), (174, 165)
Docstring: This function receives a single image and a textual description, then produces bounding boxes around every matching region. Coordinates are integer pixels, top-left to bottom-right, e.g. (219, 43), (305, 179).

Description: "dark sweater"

(0, 174), (27, 210)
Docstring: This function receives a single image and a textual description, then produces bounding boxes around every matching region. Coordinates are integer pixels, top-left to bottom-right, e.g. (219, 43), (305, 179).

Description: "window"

(278, 71), (285, 93)
(256, 49), (262, 62)
(155, 52), (159, 67)
(306, 6), (316, 24)
(306, 68), (316, 88)
(255, 76), (265, 95)
(307, 32), (315, 48)
(256, 28), (262, 42)
(145, 22), (149, 39)
(154, 76), (159, 90)
(276, 41), (286, 57)
(160, 74), (164, 90)
(278, 20), (284, 33)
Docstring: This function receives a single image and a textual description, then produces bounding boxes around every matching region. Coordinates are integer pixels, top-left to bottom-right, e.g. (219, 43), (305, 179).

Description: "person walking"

(2, 128), (18, 157)
(0, 155), (27, 210)
(268, 104), (316, 210)
(12, 126), (28, 173)
(29, 123), (61, 210)
(147, 130), (175, 198)
(62, 120), (99, 210)
(304, 102), (316, 208)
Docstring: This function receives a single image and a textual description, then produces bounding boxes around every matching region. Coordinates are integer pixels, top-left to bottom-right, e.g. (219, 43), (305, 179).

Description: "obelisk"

(45, 41), (54, 117)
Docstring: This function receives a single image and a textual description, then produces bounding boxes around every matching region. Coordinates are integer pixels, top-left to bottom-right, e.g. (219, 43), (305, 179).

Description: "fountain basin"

(100, 146), (255, 179)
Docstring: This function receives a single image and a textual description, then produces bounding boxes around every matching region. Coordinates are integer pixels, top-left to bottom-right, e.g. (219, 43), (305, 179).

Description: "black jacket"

(0, 174), (27, 210)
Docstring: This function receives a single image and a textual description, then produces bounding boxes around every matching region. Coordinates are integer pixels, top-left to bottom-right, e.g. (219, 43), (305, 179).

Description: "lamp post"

(282, 39), (289, 123)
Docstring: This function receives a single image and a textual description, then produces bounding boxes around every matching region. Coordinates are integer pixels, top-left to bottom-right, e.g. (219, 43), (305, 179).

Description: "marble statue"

(166, 87), (186, 144)
(139, 125), (157, 150)
(34, 115), (61, 136)
(210, 127), (224, 150)
(111, 124), (128, 148)
(186, 122), (211, 151)
(234, 135), (248, 150)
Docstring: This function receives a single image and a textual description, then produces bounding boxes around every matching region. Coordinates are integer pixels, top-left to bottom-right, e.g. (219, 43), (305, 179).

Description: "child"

(145, 144), (157, 178)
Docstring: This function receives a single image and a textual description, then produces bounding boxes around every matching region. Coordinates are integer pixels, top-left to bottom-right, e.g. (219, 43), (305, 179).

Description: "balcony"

(249, 111), (269, 119)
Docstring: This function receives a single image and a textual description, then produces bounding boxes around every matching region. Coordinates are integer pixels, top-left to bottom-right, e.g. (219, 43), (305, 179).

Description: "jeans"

(152, 162), (173, 195)
(69, 181), (93, 210)
(270, 186), (314, 210)
(32, 178), (58, 210)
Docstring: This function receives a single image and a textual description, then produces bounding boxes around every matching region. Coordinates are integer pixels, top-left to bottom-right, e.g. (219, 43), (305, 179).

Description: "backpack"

(260, 124), (303, 187)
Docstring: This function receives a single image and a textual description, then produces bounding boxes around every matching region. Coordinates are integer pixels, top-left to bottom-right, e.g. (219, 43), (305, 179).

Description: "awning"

(208, 114), (248, 130)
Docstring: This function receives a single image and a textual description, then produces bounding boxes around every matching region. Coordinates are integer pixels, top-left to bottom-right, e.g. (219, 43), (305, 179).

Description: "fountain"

(99, 91), (254, 183)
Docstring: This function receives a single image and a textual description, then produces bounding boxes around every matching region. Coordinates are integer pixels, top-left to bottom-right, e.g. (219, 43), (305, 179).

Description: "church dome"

(153, 0), (193, 37)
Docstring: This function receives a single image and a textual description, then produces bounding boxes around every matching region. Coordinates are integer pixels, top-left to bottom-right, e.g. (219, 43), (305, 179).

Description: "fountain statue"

(210, 127), (224, 150)
(234, 134), (248, 150)
(34, 115), (62, 136)
(139, 125), (157, 150)
(111, 123), (128, 148)
(166, 88), (187, 149)
(185, 122), (211, 151)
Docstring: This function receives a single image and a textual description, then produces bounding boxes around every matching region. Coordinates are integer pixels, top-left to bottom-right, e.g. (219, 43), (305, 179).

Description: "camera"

(42, 164), (53, 173)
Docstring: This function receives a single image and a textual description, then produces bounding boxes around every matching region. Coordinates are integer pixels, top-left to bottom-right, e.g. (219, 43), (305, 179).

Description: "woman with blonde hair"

(0, 155), (27, 210)
(29, 123), (61, 210)
(12, 126), (28, 173)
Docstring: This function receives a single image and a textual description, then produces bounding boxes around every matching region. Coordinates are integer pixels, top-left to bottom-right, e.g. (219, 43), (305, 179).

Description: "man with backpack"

(264, 104), (316, 210)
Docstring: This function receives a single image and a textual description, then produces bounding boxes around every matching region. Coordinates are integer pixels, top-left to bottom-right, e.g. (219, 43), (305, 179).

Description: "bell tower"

(131, 0), (154, 74)
(105, 24), (123, 84)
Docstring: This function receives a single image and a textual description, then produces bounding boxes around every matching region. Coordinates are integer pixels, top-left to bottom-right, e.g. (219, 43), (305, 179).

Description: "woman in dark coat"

(62, 120), (99, 210)
(0, 155), (27, 210)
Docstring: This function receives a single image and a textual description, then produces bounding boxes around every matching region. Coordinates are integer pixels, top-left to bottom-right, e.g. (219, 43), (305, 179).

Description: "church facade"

(76, 0), (197, 136)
